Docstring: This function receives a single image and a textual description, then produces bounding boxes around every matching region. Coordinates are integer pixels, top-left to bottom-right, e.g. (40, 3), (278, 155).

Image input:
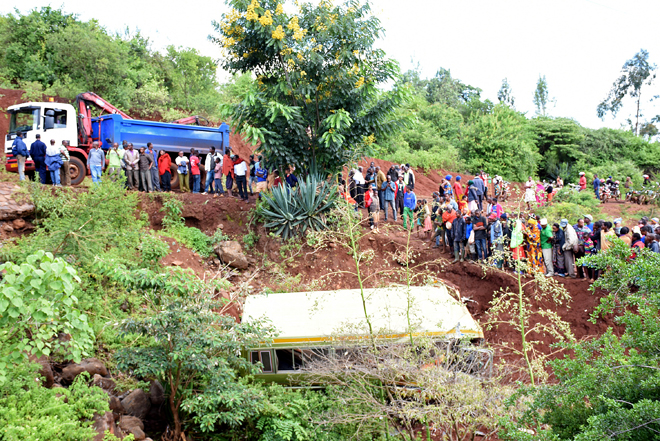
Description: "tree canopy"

(212, 0), (411, 173)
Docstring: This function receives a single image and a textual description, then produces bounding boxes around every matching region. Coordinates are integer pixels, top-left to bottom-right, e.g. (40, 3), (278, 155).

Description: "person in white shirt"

(354, 166), (366, 207)
(175, 151), (190, 193)
(232, 155), (249, 201)
(203, 147), (221, 194)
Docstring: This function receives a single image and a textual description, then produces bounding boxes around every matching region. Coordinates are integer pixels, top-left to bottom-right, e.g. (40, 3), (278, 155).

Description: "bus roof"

(243, 285), (483, 346)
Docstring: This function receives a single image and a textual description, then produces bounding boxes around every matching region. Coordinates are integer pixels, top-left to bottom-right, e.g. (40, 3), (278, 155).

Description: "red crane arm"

(169, 115), (212, 126)
(76, 92), (132, 145)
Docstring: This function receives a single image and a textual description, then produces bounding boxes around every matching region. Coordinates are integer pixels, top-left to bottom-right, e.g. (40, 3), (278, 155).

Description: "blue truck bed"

(92, 114), (231, 154)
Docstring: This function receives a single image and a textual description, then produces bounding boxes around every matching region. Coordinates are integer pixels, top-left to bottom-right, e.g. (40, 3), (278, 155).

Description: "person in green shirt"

(539, 218), (554, 277)
(107, 142), (124, 182)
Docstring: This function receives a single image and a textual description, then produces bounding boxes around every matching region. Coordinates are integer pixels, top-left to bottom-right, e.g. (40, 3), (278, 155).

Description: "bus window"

(293, 349), (303, 370)
(276, 349), (294, 371)
(302, 348), (329, 367)
(250, 351), (260, 364)
(260, 351), (273, 372)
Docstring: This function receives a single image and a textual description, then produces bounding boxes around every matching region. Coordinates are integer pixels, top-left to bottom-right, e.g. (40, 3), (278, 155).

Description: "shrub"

(0, 361), (108, 441)
(259, 175), (338, 240)
(160, 197), (214, 257)
(536, 188), (601, 224)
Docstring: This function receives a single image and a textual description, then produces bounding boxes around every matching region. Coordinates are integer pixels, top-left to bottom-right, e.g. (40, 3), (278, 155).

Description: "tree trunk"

(635, 93), (641, 136)
(171, 394), (181, 440)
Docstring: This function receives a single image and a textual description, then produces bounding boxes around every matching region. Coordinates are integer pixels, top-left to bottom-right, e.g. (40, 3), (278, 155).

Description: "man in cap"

(584, 215), (594, 232)
(540, 218), (554, 277)
(560, 219), (578, 278)
(453, 176), (463, 199)
(473, 174), (486, 211)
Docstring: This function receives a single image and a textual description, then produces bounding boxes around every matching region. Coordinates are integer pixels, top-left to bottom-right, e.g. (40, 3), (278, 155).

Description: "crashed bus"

(242, 285), (490, 384)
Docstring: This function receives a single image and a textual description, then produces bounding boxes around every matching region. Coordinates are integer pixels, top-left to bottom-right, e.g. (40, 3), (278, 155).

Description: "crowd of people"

(342, 163), (656, 280)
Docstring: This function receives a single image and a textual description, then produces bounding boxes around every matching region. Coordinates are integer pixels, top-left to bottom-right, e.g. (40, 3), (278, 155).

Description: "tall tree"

(213, 0), (410, 173)
(497, 77), (515, 108)
(597, 49), (657, 136)
(533, 75), (553, 116)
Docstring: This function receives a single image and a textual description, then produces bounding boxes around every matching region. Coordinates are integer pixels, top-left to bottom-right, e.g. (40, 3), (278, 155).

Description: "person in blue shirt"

(146, 143), (161, 192)
(381, 175), (397, 221)
(403, 186), (417, 230)
(254, 156), (268, 199)
(11, 131), (29, 181)
(593, 174), (600, 200)
(285, 166), (298, 188)
(87, 141), (106, 184)
(30, 134), (48, 184)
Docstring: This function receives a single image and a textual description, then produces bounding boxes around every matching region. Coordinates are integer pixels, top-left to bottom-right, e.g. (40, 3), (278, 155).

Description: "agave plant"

(260, 174), (337, 239)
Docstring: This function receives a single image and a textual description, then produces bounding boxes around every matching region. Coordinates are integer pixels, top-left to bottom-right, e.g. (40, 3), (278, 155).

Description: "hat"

(445, 174), (452, 181)
(467, 180), (474, 185)
(584, 214), (593, 222)
(455, 176), (462, 181)
(633, 226), (641, 234)
(579, 172), (585, 176)
(653, 218), (659, 224)
(500, 213), (507, 220)
(560, 219), (568, 228)
(614, 218), (622, 225)
(540, 218), (548, 226)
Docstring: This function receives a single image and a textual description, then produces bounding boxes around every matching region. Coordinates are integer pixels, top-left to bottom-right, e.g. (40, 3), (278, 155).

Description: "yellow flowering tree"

(212, 0), (410, 173)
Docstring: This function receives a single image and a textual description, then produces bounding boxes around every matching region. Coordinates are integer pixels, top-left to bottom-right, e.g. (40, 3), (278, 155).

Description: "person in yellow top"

(600, 221), (616, 251)
(523, 218), (543, 273)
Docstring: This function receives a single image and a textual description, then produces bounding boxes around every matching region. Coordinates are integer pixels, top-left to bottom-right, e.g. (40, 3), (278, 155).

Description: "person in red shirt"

(222, 148), (235, 197)
(273, 170), (282, 187)
(190, 152), (201, 193)
(157, 151), (172, 192)
(453, 176), (464, 200)
(579, 172), (587, 191)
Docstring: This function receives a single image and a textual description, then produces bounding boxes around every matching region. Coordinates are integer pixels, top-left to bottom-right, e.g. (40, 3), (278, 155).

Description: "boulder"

(11, 218), (25, 229)
(149, 380), (165, 406)
(214, 241), (249, 269)
(92, 411), (120, 441)
(109, 395), (124, 420)
(61, 358), (108, 384)
(93, 373), (116, 392)
(119, 415), (146, 440)
(0, 183), (35, 221)
(121, 389), (151, 420)
(29, 355), (54, 388)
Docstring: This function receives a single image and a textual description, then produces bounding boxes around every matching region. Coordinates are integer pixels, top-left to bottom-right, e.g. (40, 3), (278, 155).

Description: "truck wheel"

(69, 157), (86, 186)
(170, 164), (179, 189)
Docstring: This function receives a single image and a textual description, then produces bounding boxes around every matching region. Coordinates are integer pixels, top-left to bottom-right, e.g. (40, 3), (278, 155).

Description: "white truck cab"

(4, 102), (78, 156)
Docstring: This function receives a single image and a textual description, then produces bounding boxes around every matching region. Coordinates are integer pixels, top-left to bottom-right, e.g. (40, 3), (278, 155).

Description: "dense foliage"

(501, 241), (660, 440)
(213, 0), (411, 173)
(0, 7), (222, 116)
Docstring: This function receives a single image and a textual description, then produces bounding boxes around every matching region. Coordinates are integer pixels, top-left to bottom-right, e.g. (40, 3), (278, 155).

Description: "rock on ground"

(149, 380), (165, 406)
(121, 388), (151, 420)
(119, 415), (146, 440)
(93, 411), (120, 441)
(60, 358), (109, 384)
(0, 183), (35, 220)
(214, 240), (249, 269)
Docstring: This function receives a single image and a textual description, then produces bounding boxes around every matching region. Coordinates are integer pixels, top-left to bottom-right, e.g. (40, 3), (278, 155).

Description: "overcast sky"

(4, 0), (660, 130)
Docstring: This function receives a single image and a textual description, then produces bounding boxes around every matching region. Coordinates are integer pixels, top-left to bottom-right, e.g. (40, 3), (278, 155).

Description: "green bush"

(259, 175), (338, 240)
(160, 198), (214, 257)
(0, 362), (108, 441)
(381, 142), (462, 171)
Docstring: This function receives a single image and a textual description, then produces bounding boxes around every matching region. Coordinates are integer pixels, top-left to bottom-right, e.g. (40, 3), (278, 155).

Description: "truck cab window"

(49, 109), (67, 128)
(9, 108), (39, 134)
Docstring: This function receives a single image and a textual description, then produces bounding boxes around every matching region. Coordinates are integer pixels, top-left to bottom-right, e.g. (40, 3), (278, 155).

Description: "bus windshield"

(9, 108), (39, 134)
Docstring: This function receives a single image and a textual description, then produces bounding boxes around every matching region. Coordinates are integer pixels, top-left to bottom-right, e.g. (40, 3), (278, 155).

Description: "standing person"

(472, 210), (488, 262)
(107, 143), (124, 182)
(555, 176), (564, 189)
(579, 172), (587, 191)
(138, 147), (154, 193)
(376, 166), (386, 211)
(540, 218), (554, 277)
(381, 175), (396, 222)
(523, 218), (543, 273)
(354, 167), (366, 207)
(189, 151), (201, 193)
(619, 226), (631, 246)
(593, 174), (601, 200)
(248, 154), (257, 195)
(213, 157), (224, 198)
(404, 165), (415, 191)
(273, 170), (283, 187)
(524, 177), (536, 210)
(600, 221), (616, 252)
(203, 147), (219, 194)
(175, 151), (190, 193)
(11, 131), (28, 181)
(403, 186), (417, 230)
(59, 140), (71, 186)
(222, 149), (234, 196)
(158, 150), (172, 192)
(366, 184), (380, 232)
(467, 180), (479, 213)
(387, 164), (398, 183)
(87, 141), (105, 184)
(574, 218), (593, 279)
(510, 217), (525, 271)
(233, 155), (249, 201)
(561, 219), (578, 279)
(395, 175), (406, 217)
(30, 134), (48, 184)
(442, 175), (453, 200)
(453, 176), (463, 200)
(124, 143), (140, 190)
(473, 174), (486, 210)
(146, 143), (161, 192)
(551, 223), (566, 277)
(45, 139), (63, 186)
(254, 157), (268, 199)
(285, 166), (299, 188)
(451, 213), (466, 263)
(490, 213), (504, 268)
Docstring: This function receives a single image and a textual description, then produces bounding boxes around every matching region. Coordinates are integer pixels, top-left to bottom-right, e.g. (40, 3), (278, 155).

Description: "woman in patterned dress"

(524, 218), (543, 273)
